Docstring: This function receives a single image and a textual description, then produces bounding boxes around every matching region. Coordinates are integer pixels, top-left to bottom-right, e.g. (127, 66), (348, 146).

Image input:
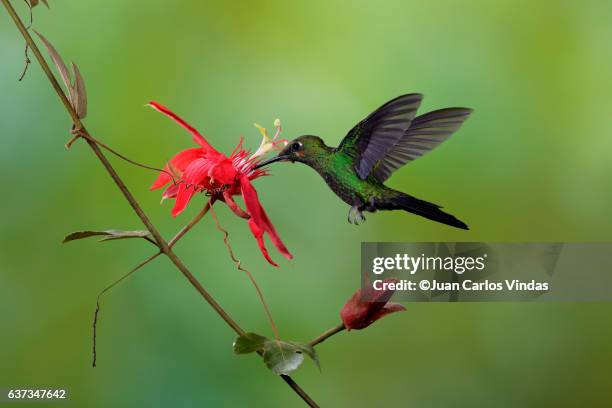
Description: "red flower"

(148, 102), (292, 267)
(340, 279), (406, 330)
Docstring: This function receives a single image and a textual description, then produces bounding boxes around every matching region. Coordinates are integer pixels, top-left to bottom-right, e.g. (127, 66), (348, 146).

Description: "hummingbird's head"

(253, 135), (330, 169)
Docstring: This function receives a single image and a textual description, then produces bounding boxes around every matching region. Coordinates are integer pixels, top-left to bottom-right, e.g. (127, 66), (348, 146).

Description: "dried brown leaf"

(28, 0), (50, 8)
(68, 84), (77, 111)
(34, 30), (72, 101)
(71, 62), (88, 118)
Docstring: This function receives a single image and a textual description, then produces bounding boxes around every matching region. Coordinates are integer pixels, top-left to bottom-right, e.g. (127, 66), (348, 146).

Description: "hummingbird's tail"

(380, 191), (469, 230)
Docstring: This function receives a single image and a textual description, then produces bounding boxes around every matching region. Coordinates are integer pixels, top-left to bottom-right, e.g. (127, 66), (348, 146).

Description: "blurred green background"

(1, 0), (611, 406)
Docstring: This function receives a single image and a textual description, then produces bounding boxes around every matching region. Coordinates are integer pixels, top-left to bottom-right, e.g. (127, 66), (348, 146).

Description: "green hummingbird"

(254, 94), (472, 229)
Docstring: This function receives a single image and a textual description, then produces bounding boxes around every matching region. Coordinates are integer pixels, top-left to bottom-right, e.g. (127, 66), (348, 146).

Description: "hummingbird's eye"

(291, 142), (302, 152)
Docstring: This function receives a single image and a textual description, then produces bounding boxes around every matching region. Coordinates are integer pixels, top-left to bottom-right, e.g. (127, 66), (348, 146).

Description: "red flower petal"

(364, 280), (397, 304)
(240, 174), (292, 266)
(370, 302), (406, 322)
(223, 190), (249, 219)
(150, 148), (203, 191)
(148, 101), (218, 152)
(207, 158), (238, 186)
(172, 183), (196, 218)
(248, 218), (278, 267)
(171, 158), (211, 217)
(162, 183), (180, 199)
(258, 204), (293, 260)
(151, 172), (171, 191)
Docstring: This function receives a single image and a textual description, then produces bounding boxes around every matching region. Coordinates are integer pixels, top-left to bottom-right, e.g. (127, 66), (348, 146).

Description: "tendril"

(18, 0), (33, 81)
(209, 205), (281, 341)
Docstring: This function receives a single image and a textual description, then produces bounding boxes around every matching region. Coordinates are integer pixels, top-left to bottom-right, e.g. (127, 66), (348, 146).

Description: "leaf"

(34, 31), (87, 118)
(287, 341), (320, 371)
(34, 31), (72, 99)
(98, 230), (154, 242)
(233, 332), (268, 354)
(71, 62), (88, 118)
(62, 230), (154, 244)
(263, 340), (320, 375)
(233, 333), (321, 375)
(29, 0), (50, 8)
(263, 341), (304, 375)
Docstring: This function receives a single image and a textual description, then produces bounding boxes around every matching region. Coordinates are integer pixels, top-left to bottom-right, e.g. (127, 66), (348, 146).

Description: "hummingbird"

(254, 94), (472, 229)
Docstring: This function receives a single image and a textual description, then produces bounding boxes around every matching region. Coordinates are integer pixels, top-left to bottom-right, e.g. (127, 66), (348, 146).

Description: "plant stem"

(168, 199), (214, 246)
(1, 2), (318, 406)
(309, 323), (346, 347)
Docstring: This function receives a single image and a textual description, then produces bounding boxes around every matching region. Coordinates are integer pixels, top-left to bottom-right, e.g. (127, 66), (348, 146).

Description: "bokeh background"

(1, 1), (612, 406)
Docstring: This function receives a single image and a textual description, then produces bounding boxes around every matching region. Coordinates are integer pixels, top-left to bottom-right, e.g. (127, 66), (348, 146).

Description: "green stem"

(309, 323), (346, 347)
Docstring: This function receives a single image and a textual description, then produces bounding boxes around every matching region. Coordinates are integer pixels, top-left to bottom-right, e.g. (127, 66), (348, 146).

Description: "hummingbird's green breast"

(311, 150), (384, 206)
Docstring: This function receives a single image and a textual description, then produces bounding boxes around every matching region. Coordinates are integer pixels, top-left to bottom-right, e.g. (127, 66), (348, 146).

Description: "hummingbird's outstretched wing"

(372, 108), (473, 182)
(338, 94), (423, 180)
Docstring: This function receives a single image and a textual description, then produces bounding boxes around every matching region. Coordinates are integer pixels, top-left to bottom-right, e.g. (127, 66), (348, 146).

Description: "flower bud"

(340, 279), (406, 330)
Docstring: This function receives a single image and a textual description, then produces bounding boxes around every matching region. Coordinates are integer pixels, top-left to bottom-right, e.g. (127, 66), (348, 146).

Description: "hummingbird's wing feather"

(373, 108), (473, 182)
(338, 94), (423, 180)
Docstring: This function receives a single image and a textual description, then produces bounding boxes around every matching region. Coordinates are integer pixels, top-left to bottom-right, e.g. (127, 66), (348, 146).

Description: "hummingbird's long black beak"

(253, 155), (291, 170)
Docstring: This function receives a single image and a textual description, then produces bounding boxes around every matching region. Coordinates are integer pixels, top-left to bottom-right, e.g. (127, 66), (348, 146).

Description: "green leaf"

(263, 340), (320, 375)
(62, 230), (154, 244)
(233, 332), (268, 354)
(233, 333), (321, 375)
(287, 341), (320, 372)
(263, 341), (304, 375)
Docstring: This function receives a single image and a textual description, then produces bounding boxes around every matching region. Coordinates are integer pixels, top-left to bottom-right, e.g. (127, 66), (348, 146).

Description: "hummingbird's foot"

(348, 206), (366, 225)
